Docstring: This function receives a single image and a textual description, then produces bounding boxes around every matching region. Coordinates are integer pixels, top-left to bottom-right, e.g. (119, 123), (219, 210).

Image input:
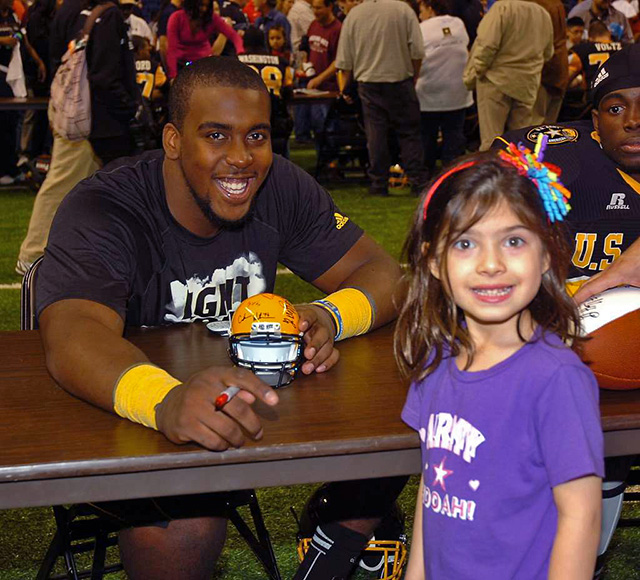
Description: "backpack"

(48, 3), (115, 141)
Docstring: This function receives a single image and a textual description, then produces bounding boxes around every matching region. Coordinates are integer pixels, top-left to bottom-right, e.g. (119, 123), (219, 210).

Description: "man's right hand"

(155, 366), (279, 451)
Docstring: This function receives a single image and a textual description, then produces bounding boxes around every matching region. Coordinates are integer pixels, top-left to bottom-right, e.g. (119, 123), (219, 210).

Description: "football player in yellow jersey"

(495, 44), (640, 578)
(238, 26), (295, 156)
(568, 20), (622, 99)
(133, 35), (168, 103)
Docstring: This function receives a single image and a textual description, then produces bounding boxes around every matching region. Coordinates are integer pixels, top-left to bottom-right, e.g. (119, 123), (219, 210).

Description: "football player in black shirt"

(495, 44), (640, 577)
(495, 44), (640, 303)
(37, 56), (405, 580)
(568, 20), (623, 99)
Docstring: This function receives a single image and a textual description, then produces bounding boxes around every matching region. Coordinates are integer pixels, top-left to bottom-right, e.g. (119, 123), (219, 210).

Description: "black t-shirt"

(36, 151), (364, 327)
(494, 121), (640, 282)
(571, 41), (623, 94)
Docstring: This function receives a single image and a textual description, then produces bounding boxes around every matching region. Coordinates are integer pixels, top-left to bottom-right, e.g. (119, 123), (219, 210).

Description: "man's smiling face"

(165, 85), (273, 236)
(593, 87), (640, 180)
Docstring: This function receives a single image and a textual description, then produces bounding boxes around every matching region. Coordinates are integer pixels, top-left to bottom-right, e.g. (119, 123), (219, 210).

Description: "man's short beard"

(181, 162), (256, 231)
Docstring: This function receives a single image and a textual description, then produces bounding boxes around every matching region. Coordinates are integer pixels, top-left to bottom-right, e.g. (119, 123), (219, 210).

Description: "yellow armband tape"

(113, 363), (182, 430)
(312, 287), (374, 341)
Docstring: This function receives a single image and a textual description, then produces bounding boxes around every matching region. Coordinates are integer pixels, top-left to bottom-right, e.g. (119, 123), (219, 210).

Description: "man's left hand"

(296, 304), (340, 374)
(573, 238), (640, 304)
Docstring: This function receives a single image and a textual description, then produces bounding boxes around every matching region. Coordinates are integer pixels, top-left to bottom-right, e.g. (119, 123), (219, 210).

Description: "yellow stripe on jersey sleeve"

(617, 169), (640, 195)
(566, 277), (589, 297)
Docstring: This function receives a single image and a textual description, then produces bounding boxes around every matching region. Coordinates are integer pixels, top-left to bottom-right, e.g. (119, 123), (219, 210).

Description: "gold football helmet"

(228, 293), (303, 388)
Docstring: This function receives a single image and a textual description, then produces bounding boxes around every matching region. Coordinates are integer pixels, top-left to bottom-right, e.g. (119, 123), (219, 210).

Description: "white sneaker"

(0, 175), (15, 186)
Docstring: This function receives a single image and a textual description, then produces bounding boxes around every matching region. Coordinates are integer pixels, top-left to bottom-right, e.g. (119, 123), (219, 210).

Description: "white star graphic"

(432, 457), (454, 491)
(546, 127), (564, 138)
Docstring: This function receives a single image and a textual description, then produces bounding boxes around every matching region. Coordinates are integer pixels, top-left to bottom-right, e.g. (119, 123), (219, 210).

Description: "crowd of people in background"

(0, 0), (639, 271)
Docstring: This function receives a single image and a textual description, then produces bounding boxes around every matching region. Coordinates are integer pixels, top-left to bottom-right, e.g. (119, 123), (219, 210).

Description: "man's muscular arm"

(40, 299), (278, 450)
(573, 237), (640, 303)
(296, 233), (404, 374)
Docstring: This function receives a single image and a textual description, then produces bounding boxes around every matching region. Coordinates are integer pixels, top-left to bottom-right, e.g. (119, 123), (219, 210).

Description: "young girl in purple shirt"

(396, 143), (604, 579)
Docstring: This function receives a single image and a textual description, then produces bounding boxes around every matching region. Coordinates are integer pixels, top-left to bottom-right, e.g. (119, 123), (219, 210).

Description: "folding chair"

(21, 259), (282, 580)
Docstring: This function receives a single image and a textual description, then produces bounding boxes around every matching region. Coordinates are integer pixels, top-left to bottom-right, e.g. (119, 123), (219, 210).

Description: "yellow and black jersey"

(571, 41), (623, 92)
(237, 53), (293, 99)
(238, 53), (294, 139)
(135, 56), (167, 101)
(493, 121), (640, 286)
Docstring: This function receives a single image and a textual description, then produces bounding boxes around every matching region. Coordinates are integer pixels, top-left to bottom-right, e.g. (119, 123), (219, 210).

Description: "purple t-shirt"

(402, 330), (604, 579)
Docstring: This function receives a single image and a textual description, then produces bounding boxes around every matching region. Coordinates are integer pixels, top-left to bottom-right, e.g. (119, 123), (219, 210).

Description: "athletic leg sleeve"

(598, 480), (626, 556)
(293, 521), (369, 580)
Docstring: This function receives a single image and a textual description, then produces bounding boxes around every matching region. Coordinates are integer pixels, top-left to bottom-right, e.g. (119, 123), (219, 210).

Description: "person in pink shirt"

(166, 0), (244, 78)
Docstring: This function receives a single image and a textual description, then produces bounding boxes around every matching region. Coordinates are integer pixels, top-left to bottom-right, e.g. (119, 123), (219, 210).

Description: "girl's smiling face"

(432, 200), (549, 341)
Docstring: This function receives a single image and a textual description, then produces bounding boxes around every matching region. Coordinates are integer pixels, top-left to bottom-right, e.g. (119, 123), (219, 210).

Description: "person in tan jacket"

(530, 0), (569, 125)
(463, 0), (553, 150)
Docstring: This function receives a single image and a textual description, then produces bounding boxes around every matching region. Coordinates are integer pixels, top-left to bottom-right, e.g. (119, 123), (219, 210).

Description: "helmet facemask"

(228, 293), (304, 389)
(229, 322), (303, 388)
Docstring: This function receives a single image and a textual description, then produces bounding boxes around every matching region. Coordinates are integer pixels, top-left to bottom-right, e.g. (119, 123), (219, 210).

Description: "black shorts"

(86, 490), (242, 529)
(84, 476), (409, 529)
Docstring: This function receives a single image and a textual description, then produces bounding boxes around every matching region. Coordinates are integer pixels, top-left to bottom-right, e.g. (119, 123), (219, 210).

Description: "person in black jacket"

(85, 0), (138, 163)
(49, 0), (137, 163)
(16, 0), (138, 275)
(18, 0), (57, 162)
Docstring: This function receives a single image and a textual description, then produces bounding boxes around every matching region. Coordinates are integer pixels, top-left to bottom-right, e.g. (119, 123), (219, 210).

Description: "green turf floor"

(0, 146), (638, 579)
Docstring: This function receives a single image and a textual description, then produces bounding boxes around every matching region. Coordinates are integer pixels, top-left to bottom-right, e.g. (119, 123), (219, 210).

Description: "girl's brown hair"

(394, 152), (581, 382)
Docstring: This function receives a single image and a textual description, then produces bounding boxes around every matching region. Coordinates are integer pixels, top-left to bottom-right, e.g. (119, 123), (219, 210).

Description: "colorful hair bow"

(497, 135), (572, 223)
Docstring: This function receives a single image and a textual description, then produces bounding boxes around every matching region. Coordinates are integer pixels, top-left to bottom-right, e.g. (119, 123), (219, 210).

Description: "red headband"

(422, 161), (478, 221)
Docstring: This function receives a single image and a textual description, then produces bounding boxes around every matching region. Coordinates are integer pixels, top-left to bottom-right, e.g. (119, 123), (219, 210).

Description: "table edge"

(0, 433), (420, 483)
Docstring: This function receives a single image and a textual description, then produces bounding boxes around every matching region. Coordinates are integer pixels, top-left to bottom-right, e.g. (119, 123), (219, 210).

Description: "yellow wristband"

(312, 287), (374, 341)
(113, 363), (182, 430)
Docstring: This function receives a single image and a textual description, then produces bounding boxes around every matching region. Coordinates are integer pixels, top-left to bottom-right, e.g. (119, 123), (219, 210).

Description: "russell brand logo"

(606, 193), (630, 210)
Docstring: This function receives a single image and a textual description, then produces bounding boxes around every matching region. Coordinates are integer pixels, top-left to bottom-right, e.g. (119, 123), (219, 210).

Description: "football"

(579, 286), (640, 390)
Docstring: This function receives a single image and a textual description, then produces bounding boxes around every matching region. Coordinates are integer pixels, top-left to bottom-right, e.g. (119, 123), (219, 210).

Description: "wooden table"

(292, 90), (339, 105)
(0, 97), (49, 111)
(0, 324), (417, 509)
(1, 324), (639, 510)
